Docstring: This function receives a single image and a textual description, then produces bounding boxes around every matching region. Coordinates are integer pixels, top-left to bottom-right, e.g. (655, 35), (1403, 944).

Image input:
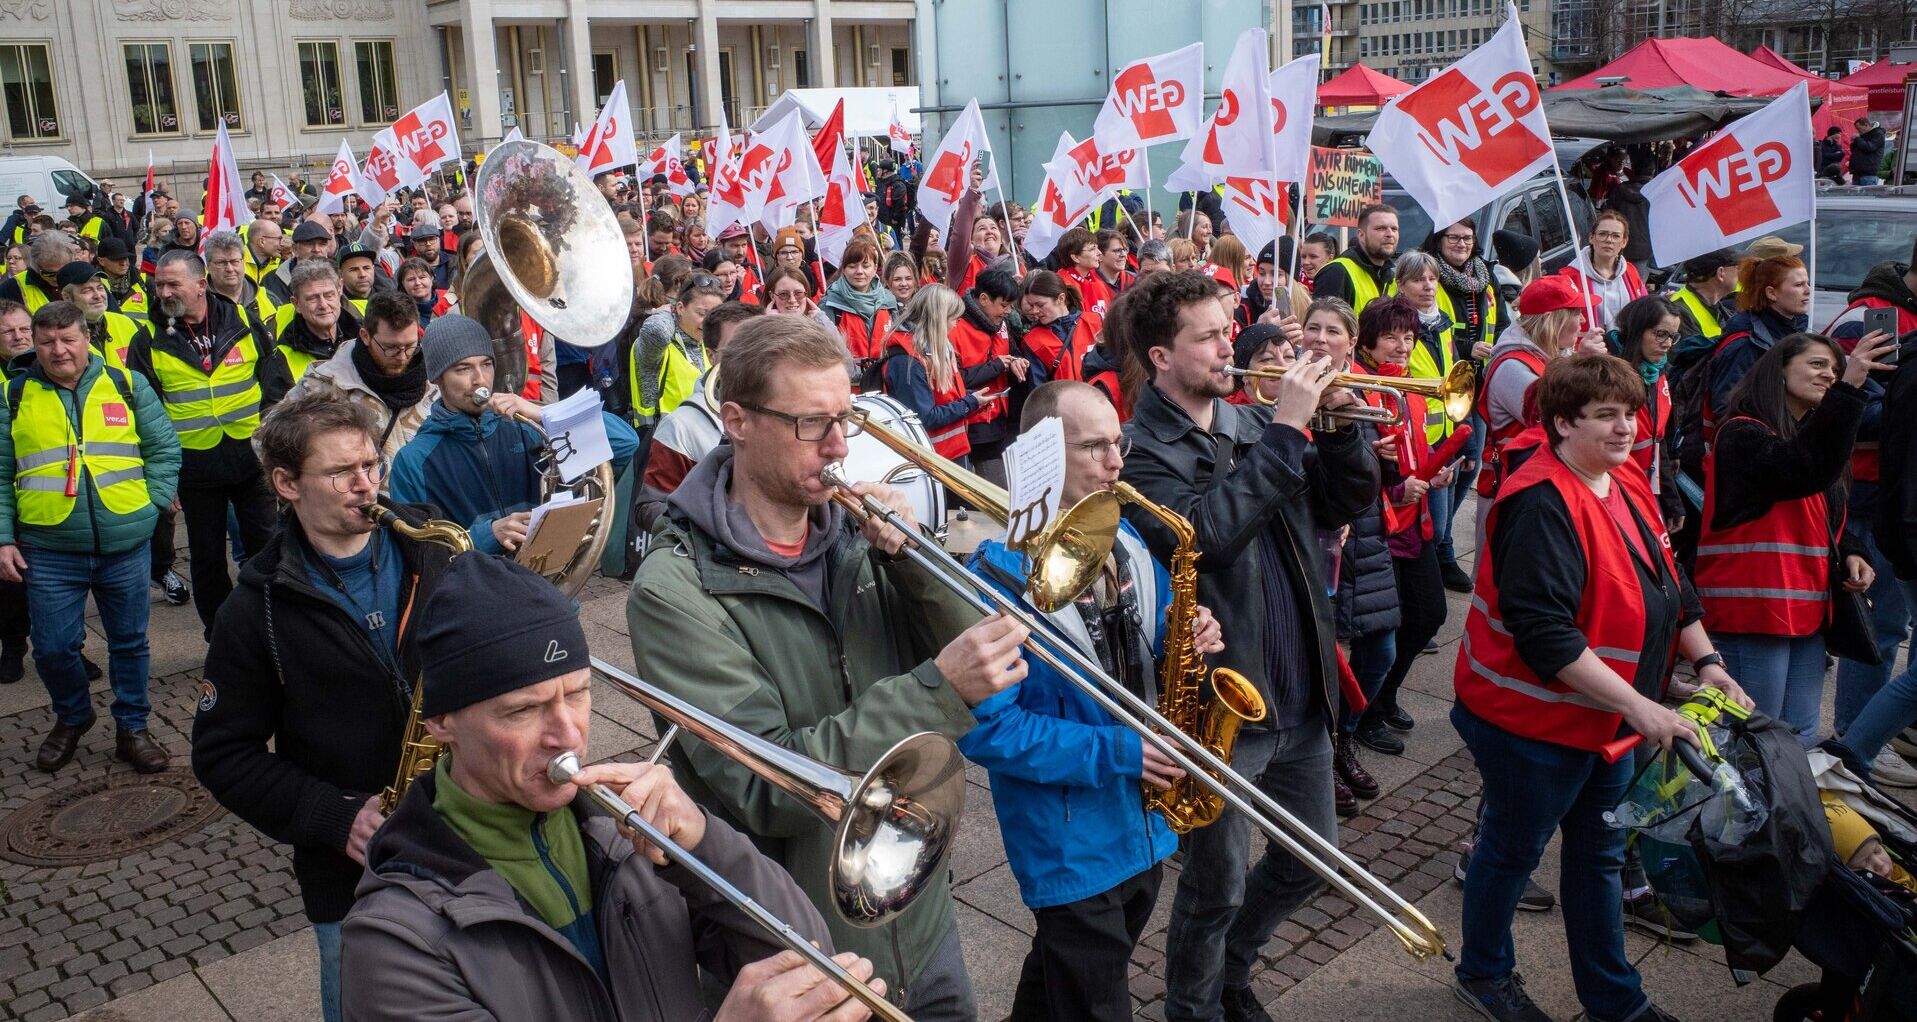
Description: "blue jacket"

(388, 400), (639, 554)
(958, 519), (1178, 909)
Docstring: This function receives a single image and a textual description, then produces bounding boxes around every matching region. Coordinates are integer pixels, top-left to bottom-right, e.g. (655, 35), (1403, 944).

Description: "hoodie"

(665, 446), (841, 610)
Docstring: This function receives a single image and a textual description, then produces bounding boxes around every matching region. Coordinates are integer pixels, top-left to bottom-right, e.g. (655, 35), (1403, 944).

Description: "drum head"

(842, 394), (945, 528)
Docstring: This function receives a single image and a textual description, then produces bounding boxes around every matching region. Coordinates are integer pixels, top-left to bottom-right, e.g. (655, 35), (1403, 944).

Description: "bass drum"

(843, 393), (946, 532)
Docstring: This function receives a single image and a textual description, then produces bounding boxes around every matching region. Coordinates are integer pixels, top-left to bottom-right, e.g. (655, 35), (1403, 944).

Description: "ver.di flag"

(316, 139), (361, 215)
(1366, 4), (1553, 228)
(815, 142), (864, 267)
(917, 99), (1002, 238)
(202, 121), (251, 240)
(1094, 42), (1205, 151)
(577, 81), (639, 176)
(1641, 81), (1813, 267)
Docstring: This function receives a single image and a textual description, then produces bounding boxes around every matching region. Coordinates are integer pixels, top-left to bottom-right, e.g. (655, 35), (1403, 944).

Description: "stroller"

(1606, 690), (1917, 1021)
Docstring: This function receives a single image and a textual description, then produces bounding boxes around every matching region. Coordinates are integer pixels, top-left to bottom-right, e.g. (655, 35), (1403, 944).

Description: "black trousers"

(1365, 542), (1447, 724)
(0, 576), (26, 643)
(179, 476), (278, 634)
(1009, 863), (1162, 1022)
(149, 504), (177, 582)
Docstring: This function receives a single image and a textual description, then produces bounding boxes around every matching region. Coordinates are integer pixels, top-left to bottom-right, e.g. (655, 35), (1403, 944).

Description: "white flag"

(578, 81), (639, 177)
(888, 105), (914, 155)
(1268, 54), (1321, 184)
(360, 128), (410, 205)
(502, 125), (525, 144)
(755, 112), (828, 232)
(202, 122), (252, 239)
(815, 143), (864, 267)
(639, 133), (697, 197)
(391, 91), (461, 178)
(269, 175), (299, 211)
(1221, 178), (1288, 259)
(1641, 82), (1814, 267)
(1026, 133), (1094, 262)
(1094, 43), (1206, 151)
(315, 140), (361, 215)
(1057, 133), (1148, 208)
(1366, 5), (1554, 228)
(1202, 30), (1277, 178)
(917, 99), (1000, 237)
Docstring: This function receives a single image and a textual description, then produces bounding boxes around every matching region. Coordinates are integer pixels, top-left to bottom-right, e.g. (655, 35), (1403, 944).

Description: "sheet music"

(1003, 416), (1066, 549)
(539, 387), (612, 484)
(525, 491), (593, 540)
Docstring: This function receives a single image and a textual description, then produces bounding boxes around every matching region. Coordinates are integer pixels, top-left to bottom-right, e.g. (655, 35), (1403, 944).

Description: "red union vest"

(882, 331), (971, 460)
(1694, 417), (1832, 637)
(1025, 313), (1100, 384)
(1629, 373), (1671, 481)
(836, 307), (894, 364)
(1059, 267), (1114, 319)
(1363, 372), (1433, 540)
(1455, 445), (1677, 752)
(949, 314), (1009, 427)
(1477, 346), (1550, 498)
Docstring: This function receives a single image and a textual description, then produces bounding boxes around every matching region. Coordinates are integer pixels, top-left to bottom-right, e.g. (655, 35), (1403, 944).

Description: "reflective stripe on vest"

(10, 369), (151, 524)
(1693, 417), (1831, 636)
(149, 335), (264, 449)
(1454, 446), (1673, 751)
(1326, 256), (1383, 312)
(1672, 286), (1722, 340)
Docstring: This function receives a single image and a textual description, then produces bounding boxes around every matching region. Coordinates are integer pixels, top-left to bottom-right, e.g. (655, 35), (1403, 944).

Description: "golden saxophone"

(1113, 482), (1268, 833)
(365, 504), (475, 815)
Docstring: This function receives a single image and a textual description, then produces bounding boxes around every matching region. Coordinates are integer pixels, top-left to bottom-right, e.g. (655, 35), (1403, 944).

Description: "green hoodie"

(0, 352), (180, 554)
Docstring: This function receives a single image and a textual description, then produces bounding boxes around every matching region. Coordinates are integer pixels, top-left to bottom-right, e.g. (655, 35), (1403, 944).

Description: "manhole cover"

(0, 770), (223, 866)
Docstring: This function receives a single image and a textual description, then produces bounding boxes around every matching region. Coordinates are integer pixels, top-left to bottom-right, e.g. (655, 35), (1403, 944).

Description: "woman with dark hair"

(818, 237), (899, 364)
(1054, 227), (1114, 320)
(629, 273), (727, 426)
(1454, 353), (1750, 1022)
(950, 267), (1028, 484)
(1698, 330), (1894, 745)
(1610, 296), (1685, 524)
(1021, 270), (1099, 385)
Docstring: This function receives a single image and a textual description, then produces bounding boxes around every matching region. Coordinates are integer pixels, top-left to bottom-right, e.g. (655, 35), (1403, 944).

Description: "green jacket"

(627, 508), (982, 1001)
(0, 354), (181, 553)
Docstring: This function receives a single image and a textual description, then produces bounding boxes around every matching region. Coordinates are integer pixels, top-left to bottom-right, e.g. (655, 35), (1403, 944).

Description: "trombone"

(823, 417), (1452, 961)
(578, 658), (969, 1022)
(1225, 359), (1478, 426)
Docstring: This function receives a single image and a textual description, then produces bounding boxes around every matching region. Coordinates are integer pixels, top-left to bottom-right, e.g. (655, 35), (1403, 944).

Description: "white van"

(0, 155), (101, 212)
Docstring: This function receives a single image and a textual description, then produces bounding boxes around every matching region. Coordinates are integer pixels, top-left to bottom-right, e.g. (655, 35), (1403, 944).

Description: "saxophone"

(1112, 482), (1268, 833)
(365, 504), (476, 814)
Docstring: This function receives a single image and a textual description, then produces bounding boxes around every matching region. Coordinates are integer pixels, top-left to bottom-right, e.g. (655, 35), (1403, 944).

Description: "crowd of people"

(0, 126), (1913, 1022)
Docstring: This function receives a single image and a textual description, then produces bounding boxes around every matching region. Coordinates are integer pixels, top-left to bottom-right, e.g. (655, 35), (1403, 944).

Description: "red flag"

(816, 143), (863, 267)
(202, 122), (251, 241)
(813, 99), (846, 176)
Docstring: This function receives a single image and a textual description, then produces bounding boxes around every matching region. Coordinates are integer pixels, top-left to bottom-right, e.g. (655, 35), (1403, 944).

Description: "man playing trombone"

(342, 553), (886, 1022)
(629, 315), (1030, 1020)
(1118, 275), (1380, 1022)
(959, 379), (1223, 1021)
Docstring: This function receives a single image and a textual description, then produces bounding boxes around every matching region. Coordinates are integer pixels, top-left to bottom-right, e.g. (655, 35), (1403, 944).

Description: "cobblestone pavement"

(0, 560), (1909, 1020)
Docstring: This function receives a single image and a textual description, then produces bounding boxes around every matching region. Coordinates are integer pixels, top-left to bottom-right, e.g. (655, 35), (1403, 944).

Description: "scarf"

(819, 273), (899, 331)
(1435, 254), (1492, 298)
(351, 340), (428, 411)
(1639, 356), (1668, 391)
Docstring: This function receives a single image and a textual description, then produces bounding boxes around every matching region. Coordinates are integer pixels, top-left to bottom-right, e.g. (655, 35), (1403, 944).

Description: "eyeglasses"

(1070, 436), (1131, 461)
(770, 288), (808, 301)
(1649, 328), (1679, 342)
(1592, 230), (1626, 241)
(1441, 233), (1475, 244)
(309, 460), (386, 492)
(739, 402), (864, 442)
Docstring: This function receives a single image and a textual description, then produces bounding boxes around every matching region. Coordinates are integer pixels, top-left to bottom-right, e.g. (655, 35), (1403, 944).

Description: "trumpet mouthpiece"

(473, 387), (494, 402)
(546, 751), (583, 785)
(820, 463), (851, 489)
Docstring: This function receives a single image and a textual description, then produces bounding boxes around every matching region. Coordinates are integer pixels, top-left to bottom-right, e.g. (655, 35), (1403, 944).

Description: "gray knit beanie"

(422, 313), (494, 383)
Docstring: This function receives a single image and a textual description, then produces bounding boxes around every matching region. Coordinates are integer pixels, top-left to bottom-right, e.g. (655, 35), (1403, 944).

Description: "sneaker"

(158, 570), (189, 606)
(1421, 639), (1441, 655)
(1383, 705), (1416, 731)
(1441, 559), (1474, 594)
(1454, 841), (1557, 912)
(1355, 717), (1406, 755)
(1453, 972), (1554, 1022)
(1893, 727), (1917, 760)
(1333, 772), (1358, 818)
(1221, 984), (1274, 1022)
(1335, 734), (1381, 799)
(1622, 893), (1699, 941)
(0, 641), (22, 683)
(1870, 747), (1917, 789)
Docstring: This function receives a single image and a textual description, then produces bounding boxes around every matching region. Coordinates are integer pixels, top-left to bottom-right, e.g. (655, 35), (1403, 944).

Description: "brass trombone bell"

(1225, 359), (1477, 425)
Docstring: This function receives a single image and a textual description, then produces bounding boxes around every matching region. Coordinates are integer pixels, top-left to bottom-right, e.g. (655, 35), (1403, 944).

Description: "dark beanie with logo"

(419, 554), (588, 717)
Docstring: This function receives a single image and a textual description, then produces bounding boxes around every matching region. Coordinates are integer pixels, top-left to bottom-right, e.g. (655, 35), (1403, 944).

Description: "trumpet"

(1225, 359), (1477, 426)
(822, 425), (1451, 961)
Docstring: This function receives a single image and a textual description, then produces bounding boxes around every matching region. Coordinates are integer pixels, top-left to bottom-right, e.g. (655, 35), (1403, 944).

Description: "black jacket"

(1311, 246), (1393, 310)
(191, 503), (457, 923)
(268, 305), (361, 403)
(1711, 385), (1869, 562)
(1851, 127), (1888, 178)
(1120, 385), (1380, 727)
(1333, 425), (1400, 640)
(127, 292), (288, 487)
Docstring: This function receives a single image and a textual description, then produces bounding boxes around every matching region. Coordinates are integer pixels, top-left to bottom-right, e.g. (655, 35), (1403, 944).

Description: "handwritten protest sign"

(1306, 147), (1384, 228)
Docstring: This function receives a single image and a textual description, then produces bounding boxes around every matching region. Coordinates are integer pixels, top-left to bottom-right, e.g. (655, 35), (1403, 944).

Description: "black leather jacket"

(1120, 384), (1380, 729)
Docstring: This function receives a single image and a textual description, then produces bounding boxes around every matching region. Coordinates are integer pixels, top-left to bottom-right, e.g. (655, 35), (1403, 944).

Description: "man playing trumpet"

(341, 553), (883, 1022)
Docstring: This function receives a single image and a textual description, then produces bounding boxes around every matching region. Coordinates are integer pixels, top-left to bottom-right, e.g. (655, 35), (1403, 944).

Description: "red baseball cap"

(1516, 275), (1584, 316)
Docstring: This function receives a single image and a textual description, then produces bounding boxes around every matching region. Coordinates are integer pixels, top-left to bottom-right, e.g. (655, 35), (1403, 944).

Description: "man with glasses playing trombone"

(629, 315), (1031, 1020)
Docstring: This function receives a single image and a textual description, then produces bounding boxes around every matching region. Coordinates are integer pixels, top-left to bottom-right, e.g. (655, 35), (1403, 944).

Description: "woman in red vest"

(1020, 270), (1100, 385)
(818, 237), (898, 366)
(1453, 353), (1750, 1022)
(1054, 227), (1114, 319)
(1697, 330), (1892, 746)
(880, 284), (986, 463)
(1612, 296), (1685, 526)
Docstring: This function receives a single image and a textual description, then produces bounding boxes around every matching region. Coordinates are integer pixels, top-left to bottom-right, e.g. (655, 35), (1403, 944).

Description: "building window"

(355, 40), (399, 124)
(189, 41), (243, 132)
(794, 48), (809, 88)
(124, 42), (180, 135)
(890, 47), (908, 86)
(591, 50), (616, 107)
(0, 44), (57, 141)
(299, 41), (345, 127)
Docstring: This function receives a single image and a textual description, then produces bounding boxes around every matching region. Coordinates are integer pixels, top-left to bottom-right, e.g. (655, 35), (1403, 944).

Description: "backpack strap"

(5, 373), (26, 419)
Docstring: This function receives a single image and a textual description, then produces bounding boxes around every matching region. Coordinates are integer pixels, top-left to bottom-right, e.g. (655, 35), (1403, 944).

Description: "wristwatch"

(1691, 652), (1725, 672)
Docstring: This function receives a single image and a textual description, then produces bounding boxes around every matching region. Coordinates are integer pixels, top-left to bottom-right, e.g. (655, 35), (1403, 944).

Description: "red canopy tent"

(1840, 59), (1917, 114)
(1317, 63), (1411, 108)
(1554, 37), (1868, 143)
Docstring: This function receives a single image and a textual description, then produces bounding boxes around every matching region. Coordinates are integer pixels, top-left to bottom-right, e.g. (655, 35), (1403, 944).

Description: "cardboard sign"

(1305, 147), (1383, 228)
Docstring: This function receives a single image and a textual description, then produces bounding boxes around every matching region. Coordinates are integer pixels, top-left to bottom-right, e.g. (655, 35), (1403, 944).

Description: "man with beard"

(407, 220), (455, 289)
(1311, 203), (1399, 314)
(335, 243), (379, 310)
(128, 250), (286, 636)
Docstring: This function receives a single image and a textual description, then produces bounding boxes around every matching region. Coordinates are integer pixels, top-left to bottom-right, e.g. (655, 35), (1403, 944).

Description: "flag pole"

(1290, 181), (1307, 289)
(985, 141), (1022, 279)
(1549, 159), (1596, 329)
(799, 148), (830, 293)
(1140, 155), (1157, 252)
(635, 171), (653, 266)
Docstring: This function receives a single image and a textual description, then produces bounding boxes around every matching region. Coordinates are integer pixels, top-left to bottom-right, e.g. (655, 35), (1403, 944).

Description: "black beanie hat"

(1233, 322), (1287, 372)
(419, 554), (588, 717)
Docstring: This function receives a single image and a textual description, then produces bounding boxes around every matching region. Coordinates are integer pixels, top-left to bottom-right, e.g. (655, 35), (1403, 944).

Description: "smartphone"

(1865, 306), (1899, 364)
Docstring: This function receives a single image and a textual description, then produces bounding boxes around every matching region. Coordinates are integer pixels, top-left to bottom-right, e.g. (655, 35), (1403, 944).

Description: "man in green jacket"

(0, 300), (181, 772)
(630, 315), (1030, 1020)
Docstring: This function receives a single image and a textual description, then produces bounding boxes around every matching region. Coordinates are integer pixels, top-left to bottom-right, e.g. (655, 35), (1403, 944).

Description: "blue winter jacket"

(959, 520), (1179, 909)
(387, 400), (639, 554)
